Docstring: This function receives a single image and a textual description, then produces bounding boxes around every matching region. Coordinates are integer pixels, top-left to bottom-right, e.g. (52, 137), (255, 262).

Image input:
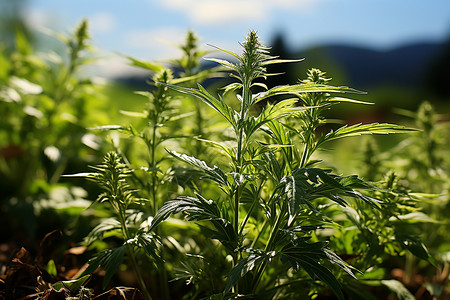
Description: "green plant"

(322, 100), (449, 298)
(146, 31), (415, 299)
(0, 19), (107, 239)
(77, 31), (221, 300)
(79, 152), (160, 300)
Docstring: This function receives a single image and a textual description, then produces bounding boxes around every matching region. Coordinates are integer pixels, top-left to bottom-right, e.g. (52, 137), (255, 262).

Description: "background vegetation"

(0, 12), (449, 300)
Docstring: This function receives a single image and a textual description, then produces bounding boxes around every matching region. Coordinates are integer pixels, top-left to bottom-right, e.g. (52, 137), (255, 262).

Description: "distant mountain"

(294, 42), (446, 91)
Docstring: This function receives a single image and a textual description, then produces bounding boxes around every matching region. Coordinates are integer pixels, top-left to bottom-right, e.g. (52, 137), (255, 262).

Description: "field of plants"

(0, 20), (449, 300)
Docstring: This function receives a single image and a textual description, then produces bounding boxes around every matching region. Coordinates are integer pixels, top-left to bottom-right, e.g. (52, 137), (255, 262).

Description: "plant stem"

(299, 143), (309, 168)
(146, 119), (159, 216)
(252, 200), (287, 292)
(148, 122), (170, 300)
(118, 208), (153, 300)
(128, 245), (153, 300)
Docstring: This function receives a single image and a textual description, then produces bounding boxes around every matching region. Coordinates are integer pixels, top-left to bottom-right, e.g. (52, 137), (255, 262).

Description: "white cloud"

(90, 12), (116, 34)
(160, 0), (321, 25)
(83, 55), (150, 79)
(125, 27), (188, 60)
(23, 8), (63, 31)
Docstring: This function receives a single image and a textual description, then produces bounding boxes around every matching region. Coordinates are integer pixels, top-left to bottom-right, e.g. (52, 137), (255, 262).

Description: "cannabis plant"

(81, 31), (222, 300)
(314, 100), (448, 298)
(148, 31), (413, 299)
(0, 19), (107, 239)
(77, 152), (159, 300)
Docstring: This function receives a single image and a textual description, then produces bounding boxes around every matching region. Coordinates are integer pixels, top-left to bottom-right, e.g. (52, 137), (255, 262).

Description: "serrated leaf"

(162, 82), (238, 129)
(167, 150), (229, 186)
(196, 138), (235, 159)
(281, 242), (345, 300)
(150, 194), (221, 231)
(281, 173), (316, 226)
(281, 168), (381, 224)
(253, 83), (364, 104)
(316, 123), (416, 149)
(128, 232), (162, 263)
(197, 220), (238, 252)
(224, 250), (275, 294)
(265, 120), (292, 146)
(249, 98), (307, 137)
(80, 245), (127, 289)
(150, 195), (238, 251)
(85, 218), (121, 245)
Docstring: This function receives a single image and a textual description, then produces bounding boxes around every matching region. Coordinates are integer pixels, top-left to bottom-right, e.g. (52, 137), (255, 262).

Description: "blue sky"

(24, 0), (450, 76)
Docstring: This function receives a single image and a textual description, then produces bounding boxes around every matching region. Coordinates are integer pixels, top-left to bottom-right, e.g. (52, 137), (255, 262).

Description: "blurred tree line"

(265, 32), (450, 120)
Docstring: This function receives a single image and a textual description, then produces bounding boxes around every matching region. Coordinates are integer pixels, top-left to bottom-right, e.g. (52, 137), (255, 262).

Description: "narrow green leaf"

(102, 246), (127, 289)
(222, 82), (243, 95)
(46, 259), (57, 277)
(206, 44), (241, 60)
(52, 275), (91, 293)
(394, 212), (439, 223)
(88, 125), (125, 131)
(122, 54), (165, 73)
(261, 58), (305, 65)
(251, 82), (268, 90)
(380, 280), (415, 300)
(62, 172), (98, 178)
(265, 120), (291, 145)
(119, 110), (147, 118)
(329, 97), (373, 105)
(398, 235), (438, 267)
(171, 66), (227, 84)
(204, 57), (238, 71)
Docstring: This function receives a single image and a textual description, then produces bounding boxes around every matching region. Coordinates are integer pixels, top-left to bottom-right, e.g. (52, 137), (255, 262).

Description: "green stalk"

(148, 116), (170, 300)
(252, 200), (287, 293)
(150, 123), (158, 215)
(239, 182), (264, 237)
(299, 143), (309, 169)
(118, 207), (153, 300)
(234, 80), (249, 235)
